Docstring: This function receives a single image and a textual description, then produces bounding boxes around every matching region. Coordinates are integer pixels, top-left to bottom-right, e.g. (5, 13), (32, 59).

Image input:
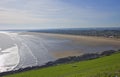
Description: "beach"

(0, 32), (120, 72)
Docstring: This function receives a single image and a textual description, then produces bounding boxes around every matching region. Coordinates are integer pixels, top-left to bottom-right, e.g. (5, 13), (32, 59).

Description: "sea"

(0, 31), (120, 72)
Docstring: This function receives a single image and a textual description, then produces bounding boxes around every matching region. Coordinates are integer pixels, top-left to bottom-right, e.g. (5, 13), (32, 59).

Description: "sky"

(0, 0), (120, 29)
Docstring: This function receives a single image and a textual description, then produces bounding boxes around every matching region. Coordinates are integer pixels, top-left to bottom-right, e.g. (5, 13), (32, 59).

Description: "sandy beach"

(0, 32), (120, 72)
(21, 32), (120, 58)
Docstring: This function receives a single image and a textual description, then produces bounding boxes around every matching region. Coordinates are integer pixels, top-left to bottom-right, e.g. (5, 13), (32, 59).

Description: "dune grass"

(5, 52), (120, 77)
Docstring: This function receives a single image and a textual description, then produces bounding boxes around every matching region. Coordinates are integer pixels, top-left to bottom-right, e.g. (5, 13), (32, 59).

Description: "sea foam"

(0, 32), (20, 72)
(0, 45), (19, 72)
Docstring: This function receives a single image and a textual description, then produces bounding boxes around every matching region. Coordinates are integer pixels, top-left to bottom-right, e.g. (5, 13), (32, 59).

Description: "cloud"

(0, 0), (119, 29)
(0, 0), (67, 25)
(0, 8), (49, 24)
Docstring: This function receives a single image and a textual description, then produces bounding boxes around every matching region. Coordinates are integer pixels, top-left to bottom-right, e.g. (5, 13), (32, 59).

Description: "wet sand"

(22, 32), (120, 58)
(0, 32), (120, 72)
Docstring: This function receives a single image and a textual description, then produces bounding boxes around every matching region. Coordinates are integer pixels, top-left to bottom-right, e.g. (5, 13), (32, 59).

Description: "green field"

(5, 52), (120, 77)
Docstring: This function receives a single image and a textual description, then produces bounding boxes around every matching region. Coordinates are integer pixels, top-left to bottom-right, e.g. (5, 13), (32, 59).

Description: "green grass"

(5, 53), (120, 77)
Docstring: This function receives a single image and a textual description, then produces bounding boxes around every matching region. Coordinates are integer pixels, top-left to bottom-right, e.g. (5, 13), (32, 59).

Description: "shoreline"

(43, 32), (120, 40)
(20, 32), (120, 58)
(0, 50), (119, 76)
(0, 32), (120, 73)
(27, 32), (120, 41)
(0, 32), (20, 73)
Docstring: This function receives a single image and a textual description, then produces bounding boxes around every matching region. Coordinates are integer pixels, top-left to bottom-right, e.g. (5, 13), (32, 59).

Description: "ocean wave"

(0, 44), (19, 72)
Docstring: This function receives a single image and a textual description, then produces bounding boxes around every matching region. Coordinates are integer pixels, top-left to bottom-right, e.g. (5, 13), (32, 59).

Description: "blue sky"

(0, 0), (120, 29)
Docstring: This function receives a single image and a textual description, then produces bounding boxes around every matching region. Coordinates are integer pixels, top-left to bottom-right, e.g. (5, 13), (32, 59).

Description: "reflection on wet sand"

(24, 32), (120, 58)
(0, 32), (120, 72)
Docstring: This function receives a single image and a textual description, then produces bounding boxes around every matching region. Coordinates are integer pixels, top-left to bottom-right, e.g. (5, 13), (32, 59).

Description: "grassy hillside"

(5, 52), (120, 77)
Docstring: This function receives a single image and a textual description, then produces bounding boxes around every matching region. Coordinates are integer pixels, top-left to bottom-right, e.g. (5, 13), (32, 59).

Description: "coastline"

(1, 50), (119, 77)
(0, 32), (20, 72)
(0, 32), (120, 73)
(36, 32), (120, 41)
(20, 32), (120, 58)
